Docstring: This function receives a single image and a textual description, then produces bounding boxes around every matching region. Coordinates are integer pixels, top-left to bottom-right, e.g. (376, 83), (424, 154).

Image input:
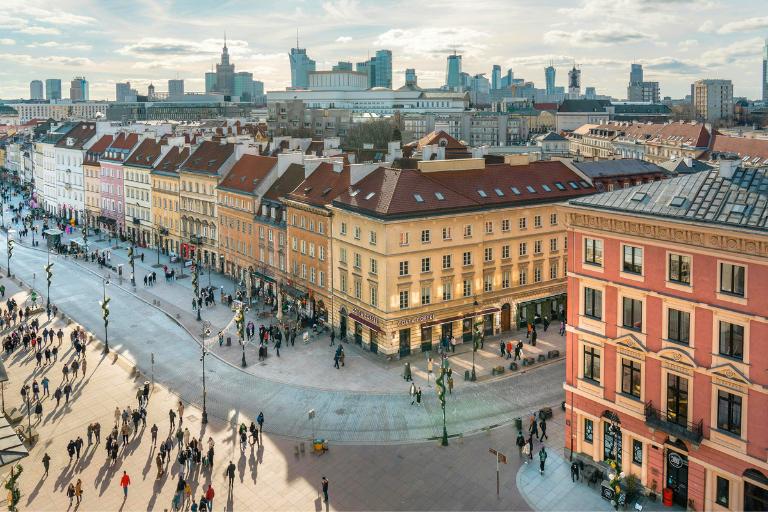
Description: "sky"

(0, 0), (766, 101)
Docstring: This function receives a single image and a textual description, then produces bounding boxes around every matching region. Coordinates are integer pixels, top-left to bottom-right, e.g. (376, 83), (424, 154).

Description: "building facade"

(99, 133), (140, 237)
(53, 122), (96, 224)
(693, 79), (734, 124)
(151, 145), (189, 256)
(563, 162), (768, 511)
(84, 135), (112, 228)
(124, 138), (166, 245)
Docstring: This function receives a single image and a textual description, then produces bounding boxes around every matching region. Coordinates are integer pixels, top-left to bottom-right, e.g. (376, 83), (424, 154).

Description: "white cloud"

(374, 27), (490, 57)
(716, 16), (768, 34)
(698, 20), (715, 32)
(4, 5), (96, 26)
(544, 27), (653, 48)
(322, 0), (362, 20)
(335, 36), (352, 43)
(17, 26), (61, 35)
(678, 39), (698, 51)
(0, 39), (15, 46)
(700, 37), (763, 66)
(27, 41), (92, 51)
(0, 53), (93, 67)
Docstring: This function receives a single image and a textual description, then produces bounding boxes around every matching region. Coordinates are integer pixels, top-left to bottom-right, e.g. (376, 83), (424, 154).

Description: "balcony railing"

(644, 401), (703, 444)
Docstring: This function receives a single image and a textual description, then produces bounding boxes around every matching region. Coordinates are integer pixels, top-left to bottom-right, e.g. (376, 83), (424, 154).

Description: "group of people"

(516, 411), (550, 474)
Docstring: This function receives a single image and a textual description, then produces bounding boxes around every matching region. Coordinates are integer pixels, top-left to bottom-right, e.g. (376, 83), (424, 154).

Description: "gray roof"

(658, 157), (712, 175)
(537, 132), (567, 141)
(569, 167), (768, 233)
(558, 99), (611, 113)
(613, 104), (671, 114)
(573, 159), (669, 179)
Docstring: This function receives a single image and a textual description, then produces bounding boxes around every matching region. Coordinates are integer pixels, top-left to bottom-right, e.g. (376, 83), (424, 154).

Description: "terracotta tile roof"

(54, 121), (96, 149)
(84, 134), (113, 164)
(153, 146), (189, 174)
(217, 155), (277, 194)
(406, 130), (467, 151)
(287, 163), (350, 207)
(124, 138), (163, 167)
(263, 163), (306, 201)
(589, 121), (711, 147)
(709, 132), (768, 165)
(334, 160), (596, 218)
(180, 140), (234, 174)
(109, 133), (140, 151)
(533, 102), (559, 111)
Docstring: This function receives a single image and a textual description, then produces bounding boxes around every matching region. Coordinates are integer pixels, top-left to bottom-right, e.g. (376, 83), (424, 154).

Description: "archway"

(501, 303), (511, 332)
(744, 469), (768, 511)
(339, 307), (348, 341)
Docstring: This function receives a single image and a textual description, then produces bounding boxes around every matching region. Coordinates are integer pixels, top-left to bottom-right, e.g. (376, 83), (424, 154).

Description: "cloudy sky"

(0, 0), (765, 101)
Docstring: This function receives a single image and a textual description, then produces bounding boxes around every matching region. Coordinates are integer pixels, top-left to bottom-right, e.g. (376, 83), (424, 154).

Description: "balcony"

(644, 401), (703, 445)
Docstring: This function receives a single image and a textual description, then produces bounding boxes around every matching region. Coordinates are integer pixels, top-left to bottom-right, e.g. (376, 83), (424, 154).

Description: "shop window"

(632, 439), (642, 466)
(716, 476), (729, 508)
(584, 418), (593, 443)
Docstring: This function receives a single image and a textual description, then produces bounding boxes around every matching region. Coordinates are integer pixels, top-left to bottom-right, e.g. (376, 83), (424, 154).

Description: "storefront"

(517, 293), (566, 327)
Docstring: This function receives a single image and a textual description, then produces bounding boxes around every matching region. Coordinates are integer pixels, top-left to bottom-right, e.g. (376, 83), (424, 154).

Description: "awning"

(0, 416), (28, 467)
(282, 283), (305, 299)
(422, 307), (500, 328)
(252, 270), (275, 284)
(349, 312), (384, 334)
(70, 237), (86, 246)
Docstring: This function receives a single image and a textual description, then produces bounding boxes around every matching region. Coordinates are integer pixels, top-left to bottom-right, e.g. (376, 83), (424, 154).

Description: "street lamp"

(127, 234), (136, 287)
(6, 229), (15, 278)
(156, 227), (168, 267)
(200, 320), (211, 424)
(436, 357), (451, 446)
(235, 305), (246, 367)
(471, 299), (480, 381)
(44, 252), (53, 318)
(23, 384), (31, 438)
(101, 275), (110, 354)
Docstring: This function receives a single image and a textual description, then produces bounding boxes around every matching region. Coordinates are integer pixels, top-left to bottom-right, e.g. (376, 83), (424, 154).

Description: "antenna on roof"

(296, 28), (299, 49)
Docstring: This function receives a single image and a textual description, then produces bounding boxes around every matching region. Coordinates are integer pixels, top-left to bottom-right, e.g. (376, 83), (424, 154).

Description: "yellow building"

(124, 138), (164, 246)
(83, 134), (113, 228)
(151, 146), (189, 256)
(328, 158), (595, 357)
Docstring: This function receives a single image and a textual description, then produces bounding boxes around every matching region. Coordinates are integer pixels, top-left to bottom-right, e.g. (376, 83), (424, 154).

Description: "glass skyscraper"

(289, 47), (316, 89)
(545, 65), (556, 95)
(374, 49), (392, 88)
(45, 79), (61, 100)
(446, 53), (462, 91)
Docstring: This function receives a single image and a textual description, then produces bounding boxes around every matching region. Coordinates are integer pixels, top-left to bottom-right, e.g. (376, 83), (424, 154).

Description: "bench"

(508, 362), (519, 371)
(491, 366), (505, 376)
(6, 408), (23, 424)
(547, 349), (560, 359)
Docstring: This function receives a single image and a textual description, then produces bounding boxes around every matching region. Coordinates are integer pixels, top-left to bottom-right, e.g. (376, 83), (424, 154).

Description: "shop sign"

(397, 313), (435, 326)
(351, 308), (380, 325)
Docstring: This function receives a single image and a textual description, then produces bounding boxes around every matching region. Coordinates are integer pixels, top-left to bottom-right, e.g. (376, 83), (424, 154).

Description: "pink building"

(99, 133), (139, 237)
(562, 159), (768, 511)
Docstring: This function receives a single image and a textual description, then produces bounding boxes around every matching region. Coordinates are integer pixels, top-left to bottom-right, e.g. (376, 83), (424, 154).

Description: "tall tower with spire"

(215, 34), (235, 95)
(289, 29), (315, 89)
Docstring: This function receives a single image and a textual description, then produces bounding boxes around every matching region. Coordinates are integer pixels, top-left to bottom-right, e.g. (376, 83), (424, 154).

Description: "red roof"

(54, 121), (96, 149)
(181, 140), (235, 174)
(709, 132), (768, 164)
(534, 103), (558, 111)
(84, 134), (113, 164)
(287, 163), (350, 207)
(109, 132), (140, 150)
(406, 130), (467, 151)
(153, 146), (189, 174)
(217, 155), (277, 194)
(124, 138), (163, 167)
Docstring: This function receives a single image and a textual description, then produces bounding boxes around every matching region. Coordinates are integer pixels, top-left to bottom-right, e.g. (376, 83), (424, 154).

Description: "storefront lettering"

(351, 308), (380, 325)
(397, 313), (435, 326)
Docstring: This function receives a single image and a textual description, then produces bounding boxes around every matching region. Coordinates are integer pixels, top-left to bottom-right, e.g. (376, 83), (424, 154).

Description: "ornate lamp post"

(236, 304), (246, 367)
(200, 320), (211, 424)
(470, 299), (480, 381)
(436, 357), (451, 446)
(45, 253), (53, 318)
(192, 249), (201, 322)
(127, 234), (136, 287)
(6, 229), (15, 278)
(101, 275), (110, 353)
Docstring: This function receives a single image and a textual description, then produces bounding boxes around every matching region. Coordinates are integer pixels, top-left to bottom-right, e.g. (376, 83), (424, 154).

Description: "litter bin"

(464, 370), (470, 381)
(662, 487), (673, 507)
(515, 417), (523, 431)
(226, 336), (232, 346)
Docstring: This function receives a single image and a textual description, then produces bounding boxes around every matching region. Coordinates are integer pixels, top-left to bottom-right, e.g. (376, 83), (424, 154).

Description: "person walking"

(53, 387), (62, 407)
(506, 340), (513, 360)
(177, 401), (184, 426)
(447, 374), (454, 394)
(329, 329), (335, 346)
(151, 423), (158, 445)
(205, 484), (215, 511)
(539, 417), (548, 441)
(529, 414), (539, 440)
(570, 461), (581, 482)
(514, 341), (522, 361)
(538, 446), (548, 475)
(321, 476), (329, 503)
(120, 471), (131, 499)
(226, 460), (236, 492)
(409, 382), (417, 405)
(415, 387), (422, 407)
(527, 434), (534, 462)
(42, 452), (51, 477)
(156, 452), (164, 479)
(500, 340), (505, 358)
(169, 409), (176, 430)
(257, 411), (264, 437)
(516, 431), (526, 459)
(67, 483), (76, 506)
(75, 478), (83, 505)
(531, 327), (537, 347)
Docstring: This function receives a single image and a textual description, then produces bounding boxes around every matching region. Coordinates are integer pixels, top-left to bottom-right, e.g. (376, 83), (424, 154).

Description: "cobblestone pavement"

(1, 208), (566, 443)
(0, 277), (536, 511)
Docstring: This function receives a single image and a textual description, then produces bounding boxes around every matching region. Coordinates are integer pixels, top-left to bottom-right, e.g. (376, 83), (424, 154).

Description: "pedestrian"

(42, 452), (50, 477)
(53, 387), (62, 407)
(257, 411), (264, 436)
(409, 382), (416, 405)
(75, 478), (83, 504)
(205, 484), (215, 511)
(526, 322), (532, 338)
(87, 424), (93, 446)
(169, 408), (176, 430)
(156, 453), (164, 479)
(538, 446), (548, 474)
(321, 476), (329, 503)
(120, 471), (131, 499)
(539, 417), (548, 441)
(571, 461), (580, 482)
(330, 329), (335, 346)
(529, 414), (539, 439)
(177, 401), (184, 426)
(121, 423), (130, 447)
(416, 387), (422, 406)
(514, 341), (522, 361)
(94, 422), (101, 443)
(447, 375), (454, 394)
(151, 423), (158, 445)
(67, 483), (76, 506)
(527, 434), (534, 461)
(531, 327), (537, 346)
(427, 357), (433, 385)
(34, 401), (42, 423)
(67, 440), (75, 463)
(500, 340), (505, 357)
(41, 376), (49, 396)
(63, 383), (71, 403)
(559, 320), (566, 336)
(506, 340), (513, 359)
(516, 431), (526, 458)
(226, 460), (235, 491)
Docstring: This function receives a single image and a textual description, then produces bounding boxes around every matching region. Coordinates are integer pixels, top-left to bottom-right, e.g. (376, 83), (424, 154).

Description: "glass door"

(666, 450), (688, 508)
(399, 328), (411, 357)
(666, 374), (689, 426)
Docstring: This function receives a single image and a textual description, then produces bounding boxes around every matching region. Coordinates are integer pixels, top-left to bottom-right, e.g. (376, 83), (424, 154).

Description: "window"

(354, 279), (362, 299)
(421, 257), (431, 273)
(502, 271), (510, 289)
(666, 373), (688, 426)
(463, 252), (472, 266)
(519, 242), (527, 256)
(421, 229), (431, 244)
(484, 275), (492, 292)
(484, 248), (493, 262)
(719, 321), (743, 359)
(501, 245), (510, 259)
(584, 238), (603, 266)
(319, 271), (325, 287)
(720, 263), (745, 296)
(549, 262), (558, 279)
(400, 232), (409, 246)
(668, 254), (690, 284)
(501, 219), (510, 232)
(370, 258), (377, 274)
(716, 476), (730, 508)
(463, 279), (472, 297)
(583, 346), (600, 382)
(442, 227), (451, 240)
(550, 213), (558, 225)
(399, 290), (409, 309)
(621, 359), (642, 398)
(534, 267), (542, 282)
(340, 222), (347, 235)
(463, 224), (472, 238)
(622, 297), (642, 330)
(485, 221), (493, 234)
(534, 240), (542, 254)
(353, 226), (361, 239)
(353, 253), (361, 269)
(421, 286), (431, 305)
(399, 261), (409, 276)
(519, 270), (527, 285)
(369, 231), (377, 245)
(632, 439), (642, 466)
(550, 238), (558, 252)
(319, 246), (325, 261)
(584, 418), (594, 443)
(667, 309), (690, 344)
(519, 217), (527, 229)
(442, 282), (452, 301)
(717, 391), (742, 436)
(339, 247), (347, 264)
(370, 285), (378, 307)
(442, 254), (452, 269)
(534, 215), (542, 228)
(623, 245), (643, 274)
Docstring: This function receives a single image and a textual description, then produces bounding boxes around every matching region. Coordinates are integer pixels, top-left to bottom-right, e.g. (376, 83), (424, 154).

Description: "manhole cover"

(334, 408), (346, 415)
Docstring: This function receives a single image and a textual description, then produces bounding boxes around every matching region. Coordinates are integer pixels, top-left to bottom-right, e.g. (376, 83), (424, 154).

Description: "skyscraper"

(234, 71), (254, 101)
(374, 49), (392, 88)
(289, 42), (316, 89)
(491, 65), (501, 90)
(45, 79), (61, 100)
(763, 38), (768, 102)
(168, 79), (184, 100)
(332, 61), (353, 71)
(70, 77), (88, 101)
(630, 63), (643, 84)
(568, 65), (581, 96)
(545, 65), (556, 95)
(356, 60), (374, 89)
(500, 69), (514, 88)
(405, 68), (418, 87)
(205, 72), (216, 93)
(115, 82), (131, 102)
(215, 38), (235, 95)
(446, 53), (462, 91)
(30, 80), (43, 100)
(147, 83), (156, 100)
(627, 64), (660, 103)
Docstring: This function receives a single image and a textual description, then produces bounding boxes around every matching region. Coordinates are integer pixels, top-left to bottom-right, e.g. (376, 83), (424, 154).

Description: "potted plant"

(648, 479), (658, 501)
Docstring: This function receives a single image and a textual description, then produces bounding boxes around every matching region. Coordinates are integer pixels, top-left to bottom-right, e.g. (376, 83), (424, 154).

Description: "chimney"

(350, 162), (379, 185)
(422, 145), (433, 161)
(332, 160), (343, 173)
(718, 157), (739, 179)
(683, 156), (692, 168)
(276, 151), (303, 177)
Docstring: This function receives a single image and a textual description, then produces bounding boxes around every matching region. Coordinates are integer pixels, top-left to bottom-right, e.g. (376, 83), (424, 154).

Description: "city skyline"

(0, 0), (766, 101)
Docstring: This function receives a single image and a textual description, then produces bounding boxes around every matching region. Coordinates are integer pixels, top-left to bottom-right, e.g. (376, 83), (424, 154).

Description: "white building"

(13, 102), (108, 123)
(692, 79), (733, 124)
(54, 122), (97, 223)
(267, 88), (468, 114)
(308, 70), (368, 91)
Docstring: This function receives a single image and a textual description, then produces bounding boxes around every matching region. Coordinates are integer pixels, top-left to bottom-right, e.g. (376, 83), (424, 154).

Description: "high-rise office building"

(405, 68), (418, 87)
(45, 79), (62, 100)
(568, 65), (581, 96)
(333, 61), (353, 71)
(205, 72), (216, 93)
(215, 39), (235, 95)
(115, 82), (131, 102)
(374, 49), (392, 88)
(147, 83), (156, 100)
(252, 80), (265, 104)
(289, 46), (316, 89)
(627, 64), (660, 103)
(234, 71), (254, 101)
(446, 53), (462, 91)
(500, 69), (514, 88)
(168, 79), (184, 99)
(356, 60), (374, 89)
(491, 65), (501, 90)
(30, 80), (43, 100)
(630, 63), (643, 84)
(470, 73), (490, 105)
(70, 77), (88, 101)
(692, 79), (733, 123)
(545, 65), (556, 95)
(763, 38), (768, 102)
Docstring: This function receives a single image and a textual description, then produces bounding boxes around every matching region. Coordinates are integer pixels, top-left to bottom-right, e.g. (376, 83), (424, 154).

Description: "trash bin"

(515, 417), (523, 430)
(464, 370), (470, 381)
(226, 336), (232, 346)
(662, 487), (674, 507)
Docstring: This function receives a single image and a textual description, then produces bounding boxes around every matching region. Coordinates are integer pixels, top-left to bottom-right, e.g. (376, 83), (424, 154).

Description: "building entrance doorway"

(399, 328), (411, 357)
(500, 303), (511, 332)
(666, 448), (688, 508)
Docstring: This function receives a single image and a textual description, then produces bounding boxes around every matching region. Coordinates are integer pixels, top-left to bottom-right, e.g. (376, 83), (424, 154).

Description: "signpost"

(489, 448), (508, 496)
